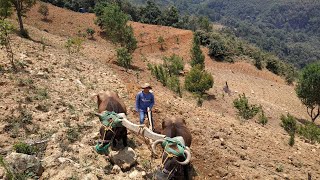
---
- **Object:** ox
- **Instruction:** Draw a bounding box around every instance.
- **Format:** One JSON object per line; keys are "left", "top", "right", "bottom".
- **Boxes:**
{"left": 93, "top": 91, "right": 128, "bottom": 153}
{"left": 152, "top": 117, "right": 192, "bottom": 180}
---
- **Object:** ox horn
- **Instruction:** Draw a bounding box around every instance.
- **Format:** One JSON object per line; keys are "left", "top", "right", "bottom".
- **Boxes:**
{"left": 177, "top": 147, "right": 191, "bottom": 165}
{"left": 94, "top": 112, "right": 103, "bottom": 118}
{"left": 152, "top": 139, "right": 165, "bottom": 155}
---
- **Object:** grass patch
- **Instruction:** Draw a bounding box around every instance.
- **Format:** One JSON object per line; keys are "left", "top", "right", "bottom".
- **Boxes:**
{"left": 67, "top": 128, "right": 80, "bottom": 143}
{"left": 13, "top": 142, "right": 37, "bottom": 155}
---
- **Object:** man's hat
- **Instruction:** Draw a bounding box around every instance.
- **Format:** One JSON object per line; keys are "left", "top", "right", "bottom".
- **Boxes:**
{"left": 141, "top": 83, "right": 152, "bottom": 89}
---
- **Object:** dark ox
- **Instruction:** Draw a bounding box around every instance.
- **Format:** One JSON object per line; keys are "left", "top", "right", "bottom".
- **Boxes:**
{"left": 94, "top": 91, "right": 128, "bottom": 148}
{"left": 152, "top": 117, "right": 192, "bottom": 180}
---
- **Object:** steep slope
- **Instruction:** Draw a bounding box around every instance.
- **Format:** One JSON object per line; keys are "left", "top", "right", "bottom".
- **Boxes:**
{"left": 0, "top": 2, "right": 319, "bottom": 179}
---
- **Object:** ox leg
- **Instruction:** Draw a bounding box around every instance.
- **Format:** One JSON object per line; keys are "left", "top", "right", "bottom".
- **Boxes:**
{"left": 123, "top": 129, "right": 128, "bottom": 147}
{"left": 184, "top": 164, "right": 190, "bottom": 180}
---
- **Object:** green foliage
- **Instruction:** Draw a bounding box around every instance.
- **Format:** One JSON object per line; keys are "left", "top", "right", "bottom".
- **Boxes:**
{"left": 116, "top": 47, "right": 132, "bottom": 70}
{"left": 0, "top": 155, "right": 15, "bottom": 179}
{"left": 148, "top": 63, "right": 168, "bottom": 86}
{"left": 198, "top": 16, "right": 211, "bottom": 32}
{"left": 86, "top": 28, "right": 95, "bottom": 39}
{"left": 233, "top": 93, "right": 261, "bottom": 120}
{"left": 139, "top": 1, "right": 162, "bottom": 25}
{"left": 281, "top": 114, "right": 297, "bottom": 135}
{"left": 67, "top": 128, "right": 80, "bottom": 143}
{"left": 34, "top": 88, "right": 49, "bottom": 100}
{"left": 38, "top": 3, "right": 49, "bottom": 20}
{"left": 65, "top": 37, "right": 84, "bottom": 55}
{"left": 190, "top": 35, "right": 205, "bottom": 69}
{"left": 258, "top": 110, "right": 268, "bottom": 126}
{"left": 0, "top": 19, "right": 15, "bottom": 69}
{"left": 185, "top": 65, "right": 213, "bottom": 95}
{"left": 96, "top": 3, "right": 137, "bottom": 52}
{"left": 163, "top": 54, "right": 184, "bottom": 76}
{"left": 167, "top": 75, "right": 182, "bottom": 97}
{"left": 0, "top": 0, "right": 13, "bottom": 19}
{"left": 13, "top": 142, "right": 37, "bottom": 155}
{"left": 157, "top": 36, "right": 165, "bottom": 50}
{"left": 296, "top": 62, "right": 320, "bottom": 122}
{"left": 297, "top": 122, "right": 320, "bottom": 143}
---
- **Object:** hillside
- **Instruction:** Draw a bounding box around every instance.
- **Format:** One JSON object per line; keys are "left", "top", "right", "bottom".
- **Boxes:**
{"left": 0, "top": 2, "right": 320, "bottom": 179}
{"left": 129, "top": 0, "right": 320, "bottom": 68}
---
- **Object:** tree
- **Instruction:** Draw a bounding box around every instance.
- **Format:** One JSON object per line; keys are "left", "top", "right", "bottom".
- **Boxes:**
{"left": 38, "top": 3, "right": 49, "bottom": 20}
{"left": 185, "top": 65, "right": 213, "bottom": 106}
{"left": 97, "top": 3, "right": 137, "bottom": 52}
{"left": 157, "top": 36, "right": 165, "bottom": 50}
{"left": 116, "top": 47, "right": 132, "bottom": 70}
{"left": 86, "top": 28, "right": 95, "bottom": 39}
{"left": 7, "top": 0, "right": 36, "bottom": 37}
{"left": 139, "top": 1, "right": 162, "bottom": 25}
{"left": 162, "top": 6, "right": 179, "bottom": 27}
{"left": 0, "top": 0, "right": 12, "bottom": 19}
{"left": 190, "top": 35, "right": 205, "bottom": 69}
{"left": 0, "top": 20, "right": 15, "bottom": 70}
{"left": 296, "top": 62, "right": 320, "bottom": 122}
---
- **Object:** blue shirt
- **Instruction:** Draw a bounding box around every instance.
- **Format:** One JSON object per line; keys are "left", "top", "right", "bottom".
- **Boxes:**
{"left": 136, "top": 91, "right": 154, "bottom": 112}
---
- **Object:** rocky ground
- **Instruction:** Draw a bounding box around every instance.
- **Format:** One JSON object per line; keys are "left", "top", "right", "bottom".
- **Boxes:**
{"left": 0, "top": 2, "right": 319, "bottom": 180}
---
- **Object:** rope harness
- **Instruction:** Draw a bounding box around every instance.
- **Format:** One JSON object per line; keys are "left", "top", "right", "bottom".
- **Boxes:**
{"left": 95, "top": 111, "right": 123, "bottom": 154}
{"left": 160, "top": 137, "right": 187, "bottom": 179}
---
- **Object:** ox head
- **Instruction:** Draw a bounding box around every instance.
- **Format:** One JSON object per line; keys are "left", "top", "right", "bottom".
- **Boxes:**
{"left": 152, "top": 137, "right": 191, "bottom": 180}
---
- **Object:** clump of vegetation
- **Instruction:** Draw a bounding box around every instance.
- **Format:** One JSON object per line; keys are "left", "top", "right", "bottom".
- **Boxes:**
{"left": 185, "top": 65, "right": 213, "bottom": 106}
{"left": 67, "top": 128, "right": 80, "bottom": 143}
{"left": 13, "top": 142, "right": 37, "bottom": 155}
{"left": 33, "top": 88, "right": 49, "bottom": 100}
{"left": 258, "top": 110, "right": 268, "bottom": 126}
{"left": 295, "top": 62, "right": 320, "bottom": 122}
{"left": 148, "top": 54, "right": 184, "bottom": 96}
{"left": 38, "top": 3, "right": 49, "bottom": 20}
{"left": 0, "top": 20, "right": 15, "bottom": 70}
{"left": 65, "top": 37, "right": 84, "bottom": 55}
{"left": 86, "top": 28, "right": 95, "bottom": 39}
{"left": 116, "top": 47, "right": 132, "bottom": 70}
{"left": 281, "top": 114, "right": 297, "bottom": 146}
{"left": 158, "top": 36, "right": 165, "bottom": 50}
{"left": 190, "top": 35, "right": 205, "bottom": 69}
{"left": 233, "top": 93, "right": 261, "bottom": 120}
{"left": 297, "top": 122, "right": 320, "bottom": 143}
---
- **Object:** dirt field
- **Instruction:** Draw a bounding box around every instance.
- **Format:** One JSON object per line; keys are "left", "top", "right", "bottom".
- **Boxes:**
{"left": 0, "top": 2, "right": 319, "bottom": 179}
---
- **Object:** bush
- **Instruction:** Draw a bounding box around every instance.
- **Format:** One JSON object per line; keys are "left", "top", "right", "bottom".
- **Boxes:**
{"left": 233, "top": 93, "right": 261, "bottom": 120}
{"left": 163, "top": 54, "right": 184, "bottom": 76}
{"left": 280, "top": 114, "right": 297, "bottom": 134}
{"left": 13, "top": 142, "right": 37, "bottom": 155}
{"left": 65, "top": 37, "right": 84, "bottom": 55}
{"left": 148, "top": 64, "right": 168, "bottom": 86}
{"left": 297, "top": 122, "right": 320, "bottom": 143}
{"left": 116, "top": 47, "right": 132, "bottom": 70}
{"left": 208, "top": 38, "right": 229, "bottom": 61}
{"left": 38, "top": 3, "right": 49, "bottom": 20}
{"left": 67, "top": 128, "right": 79, "bottom": 143}
{"left": 167, "top": 75, "right": 182, "bottom": 97}
{"left": 158, "top": 36, "right": 165, "bottom": 50}
{"left": 258, "top": 110, "right": 268, "bottom": 126}
{"left": 86, "top": 28, "right": 95, "bottom": 39}
{"left": 190, "top": 35, "right": 205, "bottom": 69}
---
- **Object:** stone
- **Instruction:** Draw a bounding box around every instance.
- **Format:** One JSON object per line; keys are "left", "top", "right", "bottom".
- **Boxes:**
{"left": 0, "top": 167, "right": 5, "bottom": 179}
{"left": 109, "top": 147, "right": 137, "bottom": 171}
{"left": 84, "top": 173, "right": 99, "bottom": 180}
{"left": 5, "top": 152, "right": 43, "bottom": 176}
{"left": 129, "top": 170, "right": 141, "bottom": 179}
{"left": 112, "top": 165, "right": 122, "bottom": 174}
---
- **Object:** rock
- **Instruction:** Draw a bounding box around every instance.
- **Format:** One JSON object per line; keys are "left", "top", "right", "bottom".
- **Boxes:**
{"left": 84, "top": 173, "right": 99, "bottom": 180}
{"left": 109, "top": 147, "right": 137, "bottom": 171}
{"left": 0, "top": 167, "right": 5, "bottom": 179}
{"left": 112, "top": 165, "right": 122, "bottom": 174}
{"left": 5, "top": 152, "right": 43, "bottom": 176}
{"left": 129, "top": 170, "right": 141, "bottom": 179}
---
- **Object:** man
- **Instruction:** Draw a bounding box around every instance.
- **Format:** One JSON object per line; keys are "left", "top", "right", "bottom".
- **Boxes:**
{"left": 136, "top": 83, "right": 155, "bottom": 129}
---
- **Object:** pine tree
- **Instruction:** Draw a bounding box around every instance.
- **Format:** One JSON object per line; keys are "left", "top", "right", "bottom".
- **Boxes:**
{"left": 190, "top": 34, "right": 205, "bottom": 69}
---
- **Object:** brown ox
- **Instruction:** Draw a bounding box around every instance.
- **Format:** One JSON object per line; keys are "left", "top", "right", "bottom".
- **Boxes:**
{"left": 152, "top": 117, "right": 192, "bottom": 180}
{"left": 94, "top": 91, "right": 128, "bottom": 148}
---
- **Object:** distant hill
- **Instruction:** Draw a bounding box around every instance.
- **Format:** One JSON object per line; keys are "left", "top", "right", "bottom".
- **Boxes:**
{"left": 130, "top": 0, "right": 320, "bottom": 68}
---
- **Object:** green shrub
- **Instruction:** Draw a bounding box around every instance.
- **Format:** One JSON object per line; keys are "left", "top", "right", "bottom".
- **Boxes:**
{"left": 297, "top": 122, "right": 320, "bottom": 143}
{"left": 65, "top": 37, "right": 84, "bottom": 55}
{"left": 281, "top": 114, "right": 297, "bottom": 134}
{"left": 116, "top": 47, "right": 132, "bottom": 70}
{"left": 167, "top": 75, "right": 182, "bottom": 97}
{"left": 158, "top": 36, "right": 165, "bottom": 50}
{"left": 258, "top": 110, "right": 268, "bottom": 126}
{"left": 67, "top": 128, "right": 79, "bottom": 143}
{"left": 163, "top": 54, "right": 184, "bottom": 76}
{"left": 233, "top": 93, "right": 261, "bottom": 120}
{"left": 13, "top": 142, "right": 37, "bottom": 155}
{"left": 86, "top": 28, "right": 95, "bottom": 39}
